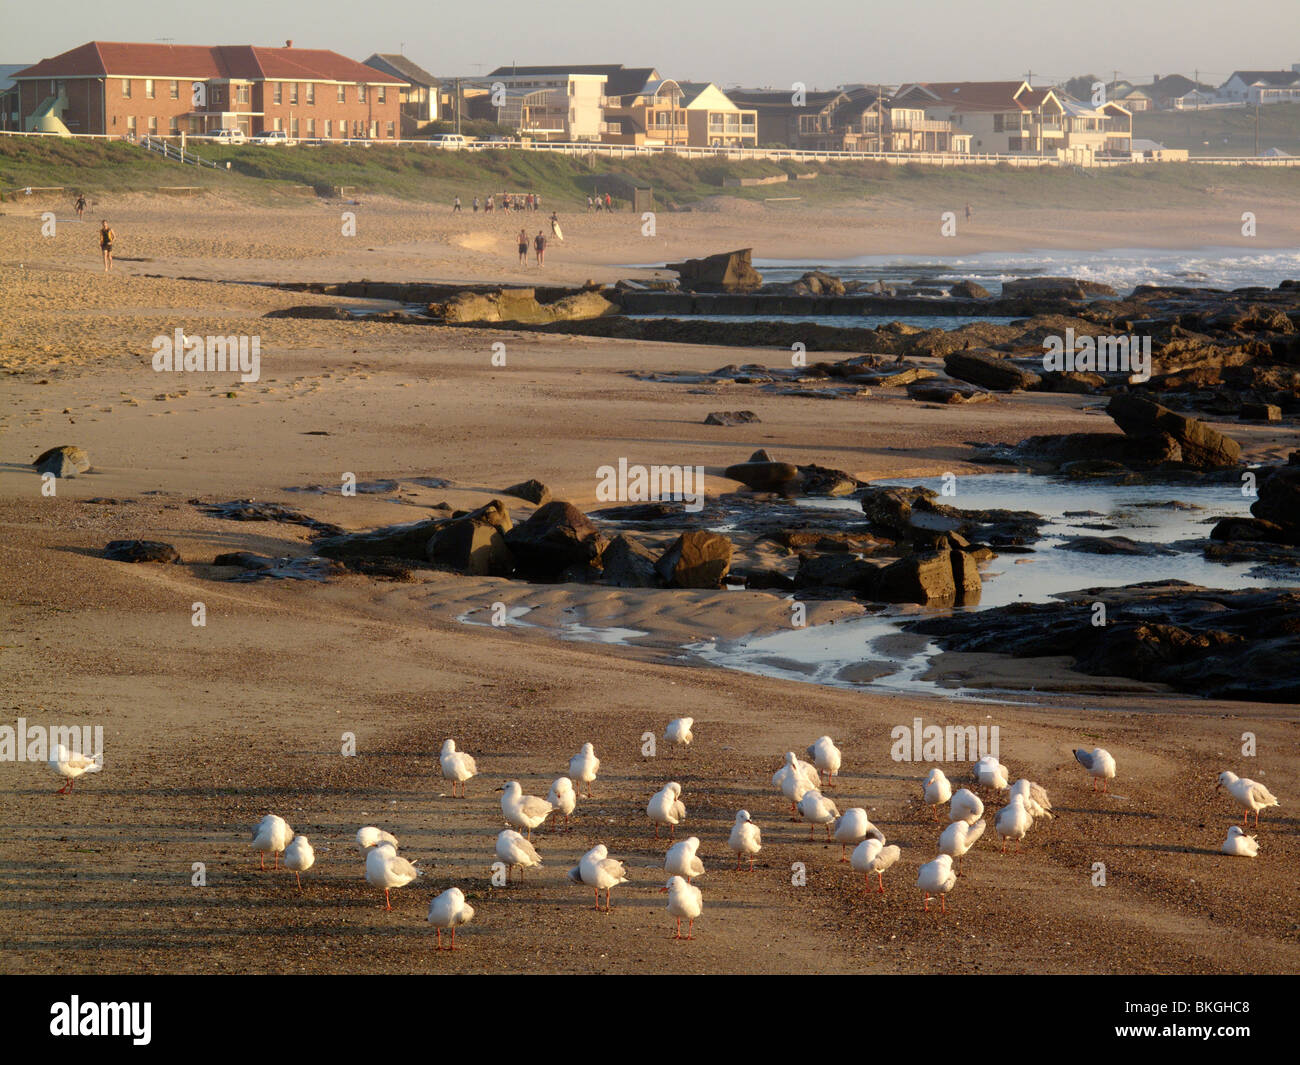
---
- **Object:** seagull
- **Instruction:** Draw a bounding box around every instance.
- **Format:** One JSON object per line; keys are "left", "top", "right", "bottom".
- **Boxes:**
{"left": 728, "top": 810, "right": 762, "bottom": 871}
{"left": 994, "top": 795, "right": 1033, "bottom": 853}
{"left": 949, "top": 788, "right": 984, "bottom": 826}
{"left": 497, "top": 781, "right": 553, "bottom": 839}
{"left": 922, "top": 768, "right": 953, "bottom": 821}
{"left": 851, "top": 837, "right": 900, "bottom": 894}
{"left": 973, "top": 754, "right": 1011, "bottom": 791}
{"left": 251, "top": 814, "right": 293, "bottom": 871}
{"left": 773, "top": 751, "right": 821, "bottom": 811}
{"left": 547, "top": 776, "right": 577, "bottom": 830}
{"left": 49, "top": 743, "right": 101, "bottom": 794}
{"left": 364, "top": 841, "right": 421, "bottom": 910}
{"left": 428, "top": 887, "right": 474, "bottom": 950}
{"left": 661, "top": 875, "right": 703, "bottom": 940}
{"left": 917, "top": 854, "right": 957, "bottom": 912}
{"left": 831, "top": 808, "right": 883, "bottom": 861}
{"left": 1009, "top": 778, "right": 1053, "bottom": 820}
{"left": 1216, "top": 771, "right": 1280, "bottom": 828}
{"left": 568, "top": 743, "right": 600, "bottom": 798}
{"left": 356, "top": 826, "right": 399, "bottom": 856}
{"left": 283, "top": 835, "right": 315, "bottom": 892}
{"left": 1221, "top": 825, "right": 1260, "bottom": 857}
{"left": 664, "top": 717, "right": 694, "bottom": 748}
{"left": 568, "top": 844, "right": 629, "bottom": 911}
{"left": 665, "top": 835, "right": 705, "bottom": 882}
{"left": 439, "top": 739, "right": 477, "bottom": 798}
{"left": 495, "top": 829, "right": 542, "bottom": 884}
{"left": 797, "top": 789, "right": 840, "bottom": 840}
{"left": 647, "top": 782, "right": 686, "bottom": 839}
{"left": 938, "top": 818, "right": 985, "bottom": 873}
{"left": 1073, "top": 747, "right": 1116, "bottom": 792}
{"left": 806, "top": 736, "right": 842, "bottom": 789}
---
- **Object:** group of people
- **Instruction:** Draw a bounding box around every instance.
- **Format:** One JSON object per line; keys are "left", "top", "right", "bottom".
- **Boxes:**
{"left": 517, "top": 209, "right": 564, "bottom": 266}
{"left": 457, "top": 192, "right": 544, "bottom": 214}
{"left": 586, "top": 193, "right": 617, "bottom": 212}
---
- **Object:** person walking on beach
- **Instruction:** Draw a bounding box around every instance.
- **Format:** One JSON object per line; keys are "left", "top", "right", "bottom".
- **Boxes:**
{"left": 74, "top": 194, "right": 86, "bottom": 220}
{"left": 549, "top": 211, "right": 564, "bottom": 242}
{"left": 605, "top": 191, "right": 612, "bottom": 212}
{"left": 517, "top": 227, "right": 529, "bottom": 266}
{"left": 473, "top": 196, "right": 480, "bottom": 213}
{"left": 587, "top": 195, "right": 593, "bottom": 212}
{"left": 965, "top": 202, "right": 972, "bottom": 222}
{"left": 453, "top": 196, "right": 462, "bottom": 212}
{"left": 534, "top": 230, "right": 546, "bottom": 266}
{"left": 99, "top": 219, "right": 115, "bottom": 272}
{"left": 486, "top": 195, "right": 494, "bottom": 214}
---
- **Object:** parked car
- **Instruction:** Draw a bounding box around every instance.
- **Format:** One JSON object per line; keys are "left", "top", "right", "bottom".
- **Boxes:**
{"left": 251, "top": 130, "right": 294, "bottom": 147}
{"left": 211, "top": 128, "right": 246, "bottom": 145}
{"left": 431, "top": 133, "right": 468, "bottom": 149}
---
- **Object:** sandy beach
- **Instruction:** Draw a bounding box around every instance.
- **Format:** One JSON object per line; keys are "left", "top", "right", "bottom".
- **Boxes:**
{"left": 2, "top": 193, "right": 1297, "bottom": 975}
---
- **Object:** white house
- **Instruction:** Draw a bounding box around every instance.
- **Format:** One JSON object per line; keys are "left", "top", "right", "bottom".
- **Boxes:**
{"left": 1219, "top": 69, "right": 1300, "bottom": 105}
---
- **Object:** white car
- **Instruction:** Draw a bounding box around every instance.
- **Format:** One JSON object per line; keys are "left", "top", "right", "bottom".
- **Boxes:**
{"left": 431, "top": 133, "right": 468, "bottom": 149}
{"left": 251, "top": 130, "right": 293, "bottom": 146}
{"left": 211, "top": 128, "right": 246, "bottom": 145}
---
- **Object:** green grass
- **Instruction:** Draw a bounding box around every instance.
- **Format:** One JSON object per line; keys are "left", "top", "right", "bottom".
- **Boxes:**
{"left": 2, "top": 135, "right": 1297, "bottom": 213}
{"left": 1136, "top": 102, "right": 1300, "bottom": 156}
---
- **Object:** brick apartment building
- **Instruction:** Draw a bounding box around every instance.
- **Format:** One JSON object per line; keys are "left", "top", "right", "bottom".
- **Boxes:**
{"left": 13, "top": 41, "right": 403, "bottom": 140}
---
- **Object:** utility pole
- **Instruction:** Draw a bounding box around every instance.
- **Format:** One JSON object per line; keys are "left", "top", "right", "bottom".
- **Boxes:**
{"left": 877, "top": 83, "right": 883, "bottom": 153}
{"left": 455, "top": 77, "right": 462, "bottom": 135}
{"left": 1255, "top": 101, "right": 1260, "bottom": 156}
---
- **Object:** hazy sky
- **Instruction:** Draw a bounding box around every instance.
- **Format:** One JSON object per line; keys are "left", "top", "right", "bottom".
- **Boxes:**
{"left": 9, "top": 0, "right": 1298, "bottom": 88}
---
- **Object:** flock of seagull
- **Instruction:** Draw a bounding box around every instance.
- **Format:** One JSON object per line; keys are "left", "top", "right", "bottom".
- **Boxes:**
{"left": 230, "top": 719, "right": 1284, "bottom": 949}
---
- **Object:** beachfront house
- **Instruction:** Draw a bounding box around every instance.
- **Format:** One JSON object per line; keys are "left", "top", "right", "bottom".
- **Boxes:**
{"left": 485, "top": 64, "right": 628, "bottom": 141}
{"left": 0, "top": 64, "right": 26, "bottom": 131}
{"left": 363, "top": 53, "right": 439, "bottom": 134}
{"left": 681, "top": 83, "right": 757, "bottom": 148}
{"left": 601, "top": 76, "right": 757, "bottom": 148}
{"left": 726, "top": 88, "right": 856, "bottom": 149}
{"left": 1219, "top": 68, "right": 1300, "bottom": 105}
{"left": 11, "top": 41, "right": 403, "bottom": 140}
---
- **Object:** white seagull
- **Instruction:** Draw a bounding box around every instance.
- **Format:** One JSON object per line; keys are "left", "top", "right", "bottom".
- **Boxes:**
{"left": 568, "top": 743, "right": 600, "bottom": 798}
{"left": 938, "top": 818, "right": 985, "bottom": 873}
{"left": 356, "top": 826, "right": 399, "bottom": 856}
{"left": 568, "top": 844, "right": 629, "bottom": 911}
{"left": 251, "top": 814, "right": 293, "bottom": 871}
{"left": 1009, "top": 778, "right": 1054, "bottom": 820}
{"left": 917, "top": 854, "right": 957, "bottom": 912}
{"left": 664, "top": 717, "right": 694, "bottom": 748}
{"left": 797, "top": 789, "right": 840, "bottom": 840}
{"left": 1216, "top": 771, "right": 1280, "bottom": 828}
{"left": 806, "top": 736, "right": 842, "bottom": 789}
{"left": 49, "top": 744, "right": 101, "bottom": 795}
{"left": 283, "top": 835, "right": 315, "bottom": 892}
{"left": 973, "top": 755, "right": 1011, "bottom": 791}
{"left": 665, "top": 835, "right": 705, "bottom": 883}
{"left": 428, "top": 887, "right": 474, "bottom": 950}
{"left": 1073, "top": 747, "right": 1117, "bottom": 793}
{"left": 922, "top": 768, "right": 953, "bottom": 821}
{"left": 497, "top": 781, "right": 553, "bottom": 839}
{"left": 661, "top": 875, "right": 703, "bottom": 940}
{"left": 831, "top": 808, "right": 883, "bottom": 861}
{"left": 547, "top": 776, "right": 577, "bottom": 830}
{"left": 495, "top": 829, "right": 542, "bottom": 884}
{"left": 994, "top": 795, "right": 1033, "bottom": 853}
{"left": 728, "top": 810, "right": 762, "bottom": 872}
{"left": 364, "top": 841, "right": 421, "bottom": 910}
{"left": 773, "top": 751, "right": 821, "bottom": 810}
{"left": 949, "top": 788, "right": 984, "bottom": 826}
{"left": 1221, "top": 825, "right": 1260, "bottom": 857}
{"left": 647, "top": 782, "right": 686, "bottom": 839}
{"left": 852, "top": 838, "right": 901, "bottom": 894}
{"left": 439, "top": 739, "right": 477, "bottom": 798}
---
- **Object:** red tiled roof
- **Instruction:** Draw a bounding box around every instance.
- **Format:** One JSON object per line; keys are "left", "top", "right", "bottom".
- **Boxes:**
{"left": 910, "top": 81, "right": 1031, "bottom": 111}
{"left": 15, "top": 41, "right": 402, "bottom": 83}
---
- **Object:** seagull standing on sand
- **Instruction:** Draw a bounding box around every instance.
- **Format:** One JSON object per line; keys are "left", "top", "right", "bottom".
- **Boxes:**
{"left": 647, "top": 782, "right": 686, "bottom": 839}
{"left": 806, "top": 736, "right": 842, "bottom": 789}
{"left": 1073, "top": 747, "right": 1116, "bottom": 792}
{"left": 773, "top": 751, "right": 821, "bottom": 810}
{"left": 852, "top": 838, "right": 901, "bottom": 894}
{"left": 283, "top": 835, "right": 315, "bottom": 892}
{"left": 664, "top": 717, "right": 694, "bottom": 748}
{"left": 439, "top": 739, "right": 477, "bottom": 798}
{"left": 364, "top": 841, "right": 421, "bottom": 910}
{"left": 661, "top": 876, "right": 703, "bottom": 940}
{"left": 568, "top": 743, "right": 600, "bottom": 798}
{"left": 356, "top": 826, "right": 399, "bottom": 857}
{"left": 497, "top": 781, "right": 553, "bottom": 839}
{"left": 797, "top": 789, "right": 840, "bottom": 840}
{"left": 831, "top": 808, "right": 883, "bottom": 861}
{"left": 665, "top": 836, "right": 705, "bottom": 883}
{"left": 917, "top": 854, "right": 957, "bottom": 912}
{"left": 922, "top": 768, "right": 953, "bottom": 821}
{"left": 949, "top": 788, "right": 984, "bottom": 826}
{"left": 495, "top": 828, "right": 543, "bottom": 883}
{"left": 547, "top": 776, "right": 577, "bottom": 830}
{"left": 728, "top": 810, "right": 762, "bottom": 871}
{"left": 1216, "top": 772, "right": 1280, "bottom": 828}
{"left": 1009, "top": 778, "right": 1053, "bottom": 820}
{"left": 428, "top": 887, "right": 474, "bottom": 950}
{"left": 938, "top": 818, "right": 985, "bottom": 873}
{"left": 49, "top": 744, "right": 101, "bottom": 794}
{"left": 1221, "top": 825, "right": 1260, "bottom": 857}
{"left": 251, "top": 814, "right": 293, "bottom": 870}
{"left": 568, "top": 844, "right": 629, "bottom": 911}
{"left": 994, "top": 795, "right": 1033, "bottom": 853}
{"left": 973, "top": 755, "right": 1011, "bottom": 791}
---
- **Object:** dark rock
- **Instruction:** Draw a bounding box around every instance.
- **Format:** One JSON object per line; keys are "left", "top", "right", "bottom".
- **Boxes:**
{"left": 504, "top": 479, "right": 552, "bottom": 505}
{"left": 949, "top": 280, "right": 992, "bottom": 299}
{"left": 874, "top": 549, "right": 967, "bottom": 605}
{"left": 317, "top": 499, "right": 510, "bottom": 561}
{"left": 665, "top": 249, "right": 763, "bottom": 292}
{"left": 1001, "top": 277, "right": 1118, "bottom": 299}
{"left": 264, "top": 305, "right": 353, "bottom": 320}
{"left": 1059, "top": 535, "right": 1177, "bottom": 557}
{"left": 944, "top": 350, "right": 1042, "bottom": 392}
{"left": 1251, "top": 466, "right": 1300, "bottom": 539}
{"left": 906, "top": 379, "right": 994, "bottom": 404}
{"left": 794, "top": 553, "right": 883, "bottom": 593}
{"left": 34, "top": 445, "right": 90, "bottom": 477}
{"left": 601, "top": 534, "right": 661, "bottom": 587}
{"left": 1239, "top": 402, "right": 1281, "bottom": 422}
{"left": 704, "top": 410, "right": 761, "bottom": 426}
{"left": 1210, "top": 517, "right": 1291, "bottom": 544}
{"left": 655, "top": 530, "right": 733, "bottom": 588}
{"left": 213, "top": 551, "right": 276, "bottom": 569}
{"left": 104, "top": 540, "right": 179, "bottom": 564}
{"left": 797, "top": 464, "right": 858, "bottom": 497}
{"left": 428, "top": 518, "right": 514, "bottom": 576}
{"left": 724, "top": 460, "right": 801, "bottom": 494}
{"left": 1037, "top": 370, "right": 1105, "bottom": 394}
{"left": 1106, "top": 394, "right": 1241, "bottom": 469}
{"left": 504, "top": 501, "right": 607, "bottom": 577}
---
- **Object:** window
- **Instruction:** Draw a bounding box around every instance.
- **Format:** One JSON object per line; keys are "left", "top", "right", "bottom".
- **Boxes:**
{"left": 324, "top": 119, "right": 331, "bottom": 137}
{"left": 145, "top": 79, "right": 155, "bottom": 99}
{"left": 377, "top": 86, "right": 386, "bottom": 104}
{"left": 369, "top": 120, "right": 377, "bottom": 137}
{"left": 148, "top": 115, "right": 158, "bottom": 134}
{"left": 169, "top": 116, "right": 179, "bottom": 134}
{"left": 357, "top": 84, "right": 366, "bottom": 103}
{"left": 236, "top": 85, "right": 249, "bottom": 105}
{"left": 273, "top": 116, "right": 282, "bottom": 131}
{"left": 122, "top": 79, "right": 132, "bottom": 98}
{"left": 304, "top": 118, "right": 313, "bottom": 137}
{"left": 213, "top": 86, "right": 224, "bottom": 104}
{"left": 337, "top": 84, "right": 346, "bottom": 103}
{"left": 290, "top": 82, "right": 299, "bottom": 104}
{"left": 306, "top": 83, "right": 314, "bottom": 103}
{"left": 126, "top": 114, "right": 136, "bottom": 133}
{"left": 170, "top": 80, "right": 179, "bottom": 99}
{"left": 386, "top": 120, "right": 395, "bottom": 138}
{"left": 274, "top": 82, "right": 282, "bottom": 104}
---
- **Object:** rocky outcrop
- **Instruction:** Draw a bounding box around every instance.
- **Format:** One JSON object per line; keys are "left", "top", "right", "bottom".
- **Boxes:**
{"left": 503, "top": 479, "right": 552, "bottom": 505}
{"left": 906, "top": 380, "right": 994, "bottom": 404}
{"left": 1000, "top": 277, "right": 1118, "bottom": 299}
{"left": 504, "top": 501, "right": 607, "bottom": 578}
{"left": 34, "top": 445, "right": 90, "bottom": 477}
{"left": 431, "top": 287, "right": 618, "bottom": 324}
{"left": 1105, "top": 394, "right": 1241, "bottom": 469}
{"left": 601, "top": 534, "right": 661, "bottom": 587}
{"left": 704, "top": 410, "right": 760, "bottom": 426}
{"left": 104, "top": 540, "right": 180, "bottom": 564}
{"left": 655, "top": 530, "right": 733, "bottom": 588}
{"left": 943, "top": 350, "right": 1042, "bottom": 392}
{"left": 949, "top": 280, "right": 992, "bottom": 299}
{"left": 724, "top": 455, "right": 801, "bottom": 495}
{"left": 665, "top": 249, "right": 763, "bottom": 292}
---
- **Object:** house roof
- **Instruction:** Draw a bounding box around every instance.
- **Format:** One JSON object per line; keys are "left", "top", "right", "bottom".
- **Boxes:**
{"left": 902, "top": 81, "right": 1030, "bottom": 111}
{"left": 15, "top": 41, "right": 402, "bottom": 83}
{"left": 1227, "top": 70, "right": 1300, "bottom": 87}
{"left": 364, "top": 53, "right": 438, "bottom": 87}
{"left": 486, "top": 64, "right": 657, "bottom": 96}
{"left": 728, "top": 89, "right": 845, "bottom": 114}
